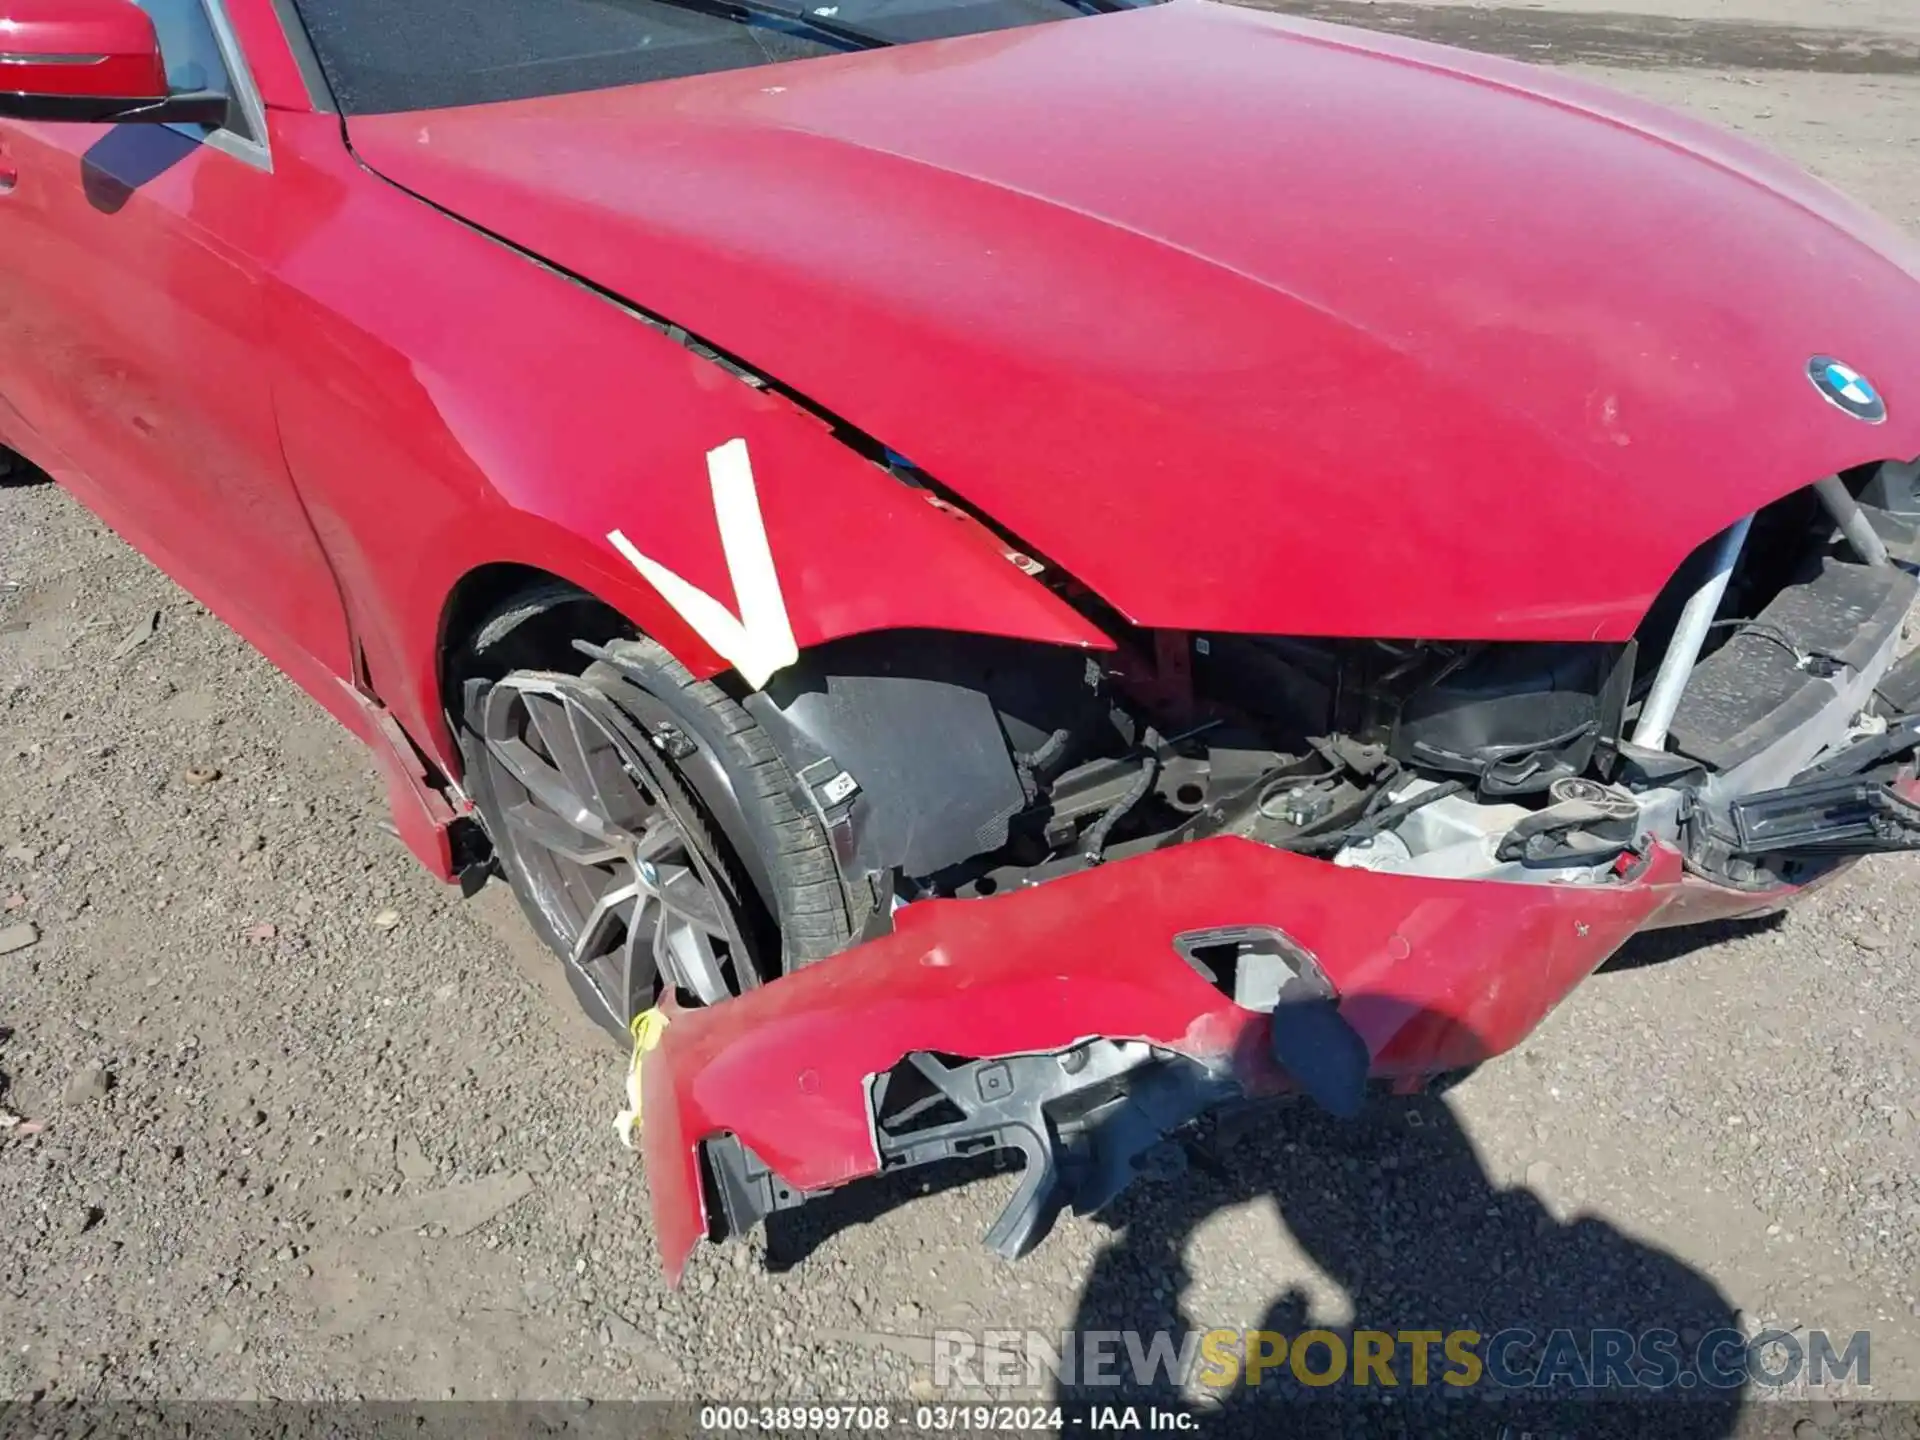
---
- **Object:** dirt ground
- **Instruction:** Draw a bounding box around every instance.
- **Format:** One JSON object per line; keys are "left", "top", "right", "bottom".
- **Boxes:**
{"left": 3, "top": 0, "right": 1919, "bottom": 1428}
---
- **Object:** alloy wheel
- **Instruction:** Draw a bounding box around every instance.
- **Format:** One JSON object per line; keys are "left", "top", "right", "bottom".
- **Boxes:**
{"left": 474, "top": 671, "right": 759, "bottom": 1029}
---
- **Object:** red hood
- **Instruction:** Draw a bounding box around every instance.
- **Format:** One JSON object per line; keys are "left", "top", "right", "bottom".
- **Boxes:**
{"left": 348, "top": 1, "right": 1920, "bottom": 642}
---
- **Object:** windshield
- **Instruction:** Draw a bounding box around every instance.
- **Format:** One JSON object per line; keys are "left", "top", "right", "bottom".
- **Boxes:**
{"left": 290, "top": 0, "right": 1146, "bottom": 116}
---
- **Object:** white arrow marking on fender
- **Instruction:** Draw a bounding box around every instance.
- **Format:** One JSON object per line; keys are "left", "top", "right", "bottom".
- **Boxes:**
{"left": 606, "top": 438, "right": 799, "bottom": 690}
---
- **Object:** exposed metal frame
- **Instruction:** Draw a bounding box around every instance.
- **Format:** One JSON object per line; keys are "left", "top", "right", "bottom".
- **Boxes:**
{"left": 1813, "top": 473, "right": 1892, "bottom": 568}
{"left": 1630, "top": 513, "right": 1754, "bottom": 751}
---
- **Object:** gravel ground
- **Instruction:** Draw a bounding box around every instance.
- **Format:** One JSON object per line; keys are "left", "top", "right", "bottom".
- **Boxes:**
{"left": 4, "top": 1, "right": 1920, "bottom": 1429}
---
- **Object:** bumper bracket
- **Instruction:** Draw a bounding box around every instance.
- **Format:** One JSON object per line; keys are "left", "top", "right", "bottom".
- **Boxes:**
{"left": 868, "top": 1043, "right": 1236, "bottom": 1259}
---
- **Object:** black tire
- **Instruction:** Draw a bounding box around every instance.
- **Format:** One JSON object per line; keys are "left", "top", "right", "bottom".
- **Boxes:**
{"left": 451, "top": 587, "right": 851, "bottom": 1031}
{"left": 582, "top": 635, "right": 853, "bottom": 968}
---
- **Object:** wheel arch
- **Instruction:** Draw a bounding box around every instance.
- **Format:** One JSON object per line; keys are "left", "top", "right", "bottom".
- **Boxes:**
{"left": 436, "top": 562, "right": 630, "bottom": 732}
{"left": 386, "top": 531, "right": 734, "bottom": 787}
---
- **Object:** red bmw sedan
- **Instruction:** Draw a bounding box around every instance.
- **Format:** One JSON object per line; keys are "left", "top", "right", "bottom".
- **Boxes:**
{"left": 4, "top": 0, "right": 1920, "bottom": 1279}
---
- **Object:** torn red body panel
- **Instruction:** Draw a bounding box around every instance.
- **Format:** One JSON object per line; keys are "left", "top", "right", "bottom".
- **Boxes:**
{"left": 641, "top": 834, "right": 1723, "bottom": 1282}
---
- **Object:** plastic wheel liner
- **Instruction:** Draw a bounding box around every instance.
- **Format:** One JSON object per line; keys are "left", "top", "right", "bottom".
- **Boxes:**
{"left": 632, "top": 831, "right": 1791, "bottom": 1282}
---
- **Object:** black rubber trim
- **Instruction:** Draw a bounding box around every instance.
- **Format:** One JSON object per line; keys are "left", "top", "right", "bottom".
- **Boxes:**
{"left": 0, "top": 90, "right": 228, "bottom": 125}
{"left": 266, "top": 0, "right": 339, "bottom": 113}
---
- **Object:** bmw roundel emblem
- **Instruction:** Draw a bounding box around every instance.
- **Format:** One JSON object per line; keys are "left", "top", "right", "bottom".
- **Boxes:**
{"left": 1807, "top": 356, "right": 1886, "bottom": 423}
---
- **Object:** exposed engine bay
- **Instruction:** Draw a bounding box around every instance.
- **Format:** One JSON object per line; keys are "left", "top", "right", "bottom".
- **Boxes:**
{"left": 743, "top": 459, "right": 1920, "bottom": 929}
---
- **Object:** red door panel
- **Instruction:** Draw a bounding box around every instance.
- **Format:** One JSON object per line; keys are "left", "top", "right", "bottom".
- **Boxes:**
{"left": 0, "top": 115, "right": 353, "bottom": 693}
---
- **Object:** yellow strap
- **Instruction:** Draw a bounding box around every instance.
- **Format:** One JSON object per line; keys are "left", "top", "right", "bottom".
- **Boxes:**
{"left": 613, "top": 1006, "right": 672, "bottom": 1149}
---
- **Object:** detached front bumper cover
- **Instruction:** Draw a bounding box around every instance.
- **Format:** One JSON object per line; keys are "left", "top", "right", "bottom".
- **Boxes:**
{"left": 636, "top": 834, "right": 1777, "bottom": 1281}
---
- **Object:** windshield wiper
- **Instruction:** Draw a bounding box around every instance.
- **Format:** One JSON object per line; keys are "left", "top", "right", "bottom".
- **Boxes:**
{"left": 639, "top": 0, "right": 894, "bottom": 50}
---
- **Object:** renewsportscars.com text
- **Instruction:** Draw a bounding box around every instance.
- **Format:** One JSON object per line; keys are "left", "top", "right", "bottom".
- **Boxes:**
{"left": 933, "top": 1326, "right": 1870, "bottom": 1393}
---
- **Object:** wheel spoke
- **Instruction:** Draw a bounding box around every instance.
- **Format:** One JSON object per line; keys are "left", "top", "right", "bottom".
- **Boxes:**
{"left": 569, "top": 875, "right": 642, "bottom": 970}
{"left": 486, "top": 733, "right": 606, "bottom": 840}
{"left": 633, "top": 816, "right": 684, "bottom": 864}
{"left": 654, "top": 863, "right": 730, "bottom": 938}
{"left": 616, "top": 897, "right": 656, "bottom": 1020}
{"left": 503, "top": 801, "right": 626, "bottom": 867}
{"left": 532, "top": 690, "right": 667, "bottom": 838}
{"left": 662, "top": 916, "right": 730, "bottom": 1006}
{"left": 524, "top": 692, "right": 607, "bottom": 816}
{"left": 648, "top": 893, "right": 675, "bottom": 991}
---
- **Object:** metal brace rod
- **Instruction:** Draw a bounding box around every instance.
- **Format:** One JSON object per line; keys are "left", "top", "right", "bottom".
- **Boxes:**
{"left": 1814, "top": 473, "right": 1892, "bottom": 568}
{"left": 1632, "top": 514, "right": 1754, "bottom": 751}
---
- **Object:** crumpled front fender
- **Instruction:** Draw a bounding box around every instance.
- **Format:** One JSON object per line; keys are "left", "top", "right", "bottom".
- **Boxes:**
{"left": 642, "top": 835, "right": 1692, "bottom": 1282}
{"left": 263, "top": 111, "right": 1111, "bottom": 781}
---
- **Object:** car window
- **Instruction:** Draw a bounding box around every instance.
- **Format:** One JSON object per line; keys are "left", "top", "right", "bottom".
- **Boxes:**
{"left": 130, "top": 0, "right": 251, "bottom": 142}
{"left": 290, "top": 0, "right": 1157, "bottom": 117}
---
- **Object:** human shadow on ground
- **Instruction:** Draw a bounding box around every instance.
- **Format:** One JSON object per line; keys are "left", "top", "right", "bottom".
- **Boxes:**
{"left": 1058, "top": 1091, "right": 1745, "bottom": 1438}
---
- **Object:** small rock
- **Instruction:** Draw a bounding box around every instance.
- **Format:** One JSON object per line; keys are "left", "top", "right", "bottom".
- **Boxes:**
{"left": 183, "top": 766, "right": 222, "bottom": 786}
{"left": 63, "top": 1062, "right": 110, "bottom": 1106}
{"left": 371, "top": 909, "right": 402, "bottom": 931}
{"left": 242, "top": 922, "right": 277, "bottom": 944}
{"left": 2, "top": 893, "right": 24, "bottom": 911}
{"left": 0, "top": 921, "right": 38, "bottom": 956}
{"left": 395, "top": 1134, "right": 436, "bottom": 1182}
{"left": 109, "top": 611, "right": 160, "bottom": 661}
{"left": 1524, "top": 1160, "right": 1557, "bottom": 1191}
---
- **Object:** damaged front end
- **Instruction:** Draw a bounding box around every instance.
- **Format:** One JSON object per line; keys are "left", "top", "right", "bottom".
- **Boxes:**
{"left": 642, "top": 837, "right": 1681, "bottom": 1280}
{"left": 643, "top": 457, "right": 1920, "bottom": 1281}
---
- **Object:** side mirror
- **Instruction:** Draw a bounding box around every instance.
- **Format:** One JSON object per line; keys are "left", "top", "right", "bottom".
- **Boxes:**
{"left": 0, "top": 0, "right": 227, "bottom": 125}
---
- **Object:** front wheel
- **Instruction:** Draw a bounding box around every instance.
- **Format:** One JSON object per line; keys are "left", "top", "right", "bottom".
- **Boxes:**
{"left": 458, "top": 624, "right": 850, "bottom": 1039}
